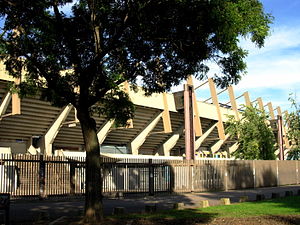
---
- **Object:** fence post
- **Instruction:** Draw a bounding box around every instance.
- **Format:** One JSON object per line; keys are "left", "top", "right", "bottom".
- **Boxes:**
{"left": 0, "top": 193, "right": 10, "bottom": 225}
{"left": 224, "top": 161, "right": 228, "bottom": 191}
{"left": 276, "top": 160, "right": 279, "bottom": 187}
{"left": 253, "top": 160, "right": 256, "bottom": 188}
{"left": 149, "top": 159, "right": 154, "bottom": 196}
{"left": 169, "top": 164, "right": 174, "bottom": 193}
{"left": 39, "top": 155, "right": 46, "bottom": 200}
{"left": 296, "top": 161, "right": 299, "bottom": 184}
{"left": 190, "top": 160, "right": 194, "bottom": 192}
{"left": 70, "top": 162, "right": 76, "bottom": 195}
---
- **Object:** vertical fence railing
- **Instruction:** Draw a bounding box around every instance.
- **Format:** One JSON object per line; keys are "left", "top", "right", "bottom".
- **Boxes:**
{"left": 0, "top": 154, "right": 300, "bottom": 198}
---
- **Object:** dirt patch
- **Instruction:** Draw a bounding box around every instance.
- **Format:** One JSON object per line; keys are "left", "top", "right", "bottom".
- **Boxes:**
{"left": 207, "top": 215, "right": 300, "bottom": 225}
{"left": 63, "top": 215, "right": 300, "bottom": 225}
{"left": 15, "top": 215, "right": 300, "bottom": 225}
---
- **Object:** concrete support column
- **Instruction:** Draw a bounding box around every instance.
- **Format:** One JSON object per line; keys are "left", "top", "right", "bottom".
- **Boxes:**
{"left": 162, "top": 92, "right": 172, "bottom": 133}
{"left": 243, "top": 92, "right": 251, "bottom": 107}
{"left": 256, "top": 97, "right": 264, "bottom": 111}
{"left": 208, "top": 78, "right": 225, "bottom": 140}
{"left": 211, "top": 134, "right": 230, "bottom": 153}
{"left": 184, "top": 84, "right": 194, "bottom": 160}
{"left": 277, "top": 115, "right": 284, "bottom": 160}
{"left": 0, "top": 92, "right": 12, "bottom": 116}
{"left": 267, "top": 102, "right": 275, "bottom": 120}
{"left": 229, "top": 142, "right": 239, "bottom": 154}
{"left": 97, "top": 120, "right": 115, "bottom": 145}
{"left": 157, "top": 125, "right": 184, "bottom": 156}
{"left": 43, "top": 104, "right": 73, "bottom": 155}
{"left": 227, "top": 86, "right": 239, "bottom": 120}
{"left": 194, "top": 123, "right": 217, "bottom": 150}
{"left": 12, "top": 78, "right": 21, "bottom": 115}
{"left": 129, "top": 112, "right": 162, "bottom": 155}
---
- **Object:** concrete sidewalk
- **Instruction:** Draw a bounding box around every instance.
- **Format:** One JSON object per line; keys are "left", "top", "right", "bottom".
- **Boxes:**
{"left": 2, "top": 184, "right": 300, "bottom": 224}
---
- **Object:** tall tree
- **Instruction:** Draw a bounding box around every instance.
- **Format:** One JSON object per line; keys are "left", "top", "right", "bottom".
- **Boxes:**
{"left": 226, "top": 106, "right": 276, "bottom": 160}
{"left": 0, "top": 0, "right": 272, "bottom": 222}
{"left": 286, "top": 95, "right": 300, "bottom": 160}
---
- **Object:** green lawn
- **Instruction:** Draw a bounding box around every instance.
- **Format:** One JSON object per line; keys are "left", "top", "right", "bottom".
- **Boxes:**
{"left": 200, "top": 196, "right": 300, "bottom": 217}
{"left": 115, "top": 196, "right": 300, "bottom": 220}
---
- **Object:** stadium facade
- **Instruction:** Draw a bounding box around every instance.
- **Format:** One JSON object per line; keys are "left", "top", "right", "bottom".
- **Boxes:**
{"left": 0, "top": 64, "right": 289, "bottom": 159}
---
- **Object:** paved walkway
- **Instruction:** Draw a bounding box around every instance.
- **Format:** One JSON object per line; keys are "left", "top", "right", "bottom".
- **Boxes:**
{"left": 1, "top": 184, "right": 300, "bottom": 224}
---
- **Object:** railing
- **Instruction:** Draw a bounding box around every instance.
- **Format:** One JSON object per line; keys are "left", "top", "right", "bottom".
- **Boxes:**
{"left": 0, "top": 154, "right": 299, "bottom": 199}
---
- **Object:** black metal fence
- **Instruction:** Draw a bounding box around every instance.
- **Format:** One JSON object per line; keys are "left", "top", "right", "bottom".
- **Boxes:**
{"left": 0, "top": 154, "right": 174, "bottom": 198}
{"left": 0, "top": 154, "right": 299, "bottom": 199}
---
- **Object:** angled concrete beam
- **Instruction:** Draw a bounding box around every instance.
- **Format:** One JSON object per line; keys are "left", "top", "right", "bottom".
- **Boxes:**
{"left": 123, "top": 81, "right": 133, "bottom": 128}
{"left": 11, "top": 92, "right": 21, "bottom": 115}
{"left": 283, "top": 110, "right": 291, "bottom": 148}
{"left": 97, "top": 120, "right": 115, "bottom": 144}
{"left": 277, "top": 114, "right": 285, "bottom": 160}
{"left": 243, "top": 91, "right": 251, "bottom": 107}
{"left": 228, "top": 142, "right": 239, "bottom": 154}
{"left": 194, "top": 123, "right": 218, "bottom": 150}
{"left": 228, "top": 86, "right": 239, "bottom": 120}
{"left": 256, "top": 97, "right": 264, "bottom": 111}
{"left": 156, "top": 125, "right": 184, "bottom": 156}
{"left": 129, "top": 112, "right": 162, "bottom": 155}
{"left": 267, "top": 102, "right": 275, "bottom": 120}
{"left": 186, "top": 76, "right": 202, "bottom": 136}
{"left": 1, "top": 78, "right": 21, "bottom": 118}
{"left": 276, "top": 107, "right": 282, "bottom": 116}
{"left": 277, "top": 147, "right": 292, "bottom": 159}
{"left": 74, "top": 107, "right": 79, "bottom": 123}
{"left": 162, "top": 92, "right": 172, "bottom": 133}
{"left": 12, "top": 78, "right": 21, "bottom": 115}
{"left": 208, "top": 78, "right": 225, "bottom": 140}
{"left": 0, "top": 92, "right": 12, "bottom": 116}
{"left": 192, "top": 91, "right": 202, "bottom": 137}
{"left": 211, "top": 134, "right": 230, "bottom": 153}
{"left": 44, "top": 104, "right": 73, "bottom": 155}
{"left": 284, "top": 148, "right": 291, "bottom": 158}
{"left": 187, "top": 75, "right": 193, "bottom": 85}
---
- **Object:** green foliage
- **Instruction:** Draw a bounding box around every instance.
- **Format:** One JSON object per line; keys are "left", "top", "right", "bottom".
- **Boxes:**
{"left": 0, "top": 0, "right": 272, "bottom": 122}
{"left": 286, "top": 94, "right": 300, "bottom": 160}
{"left": 226, "top": 106, "right": 276, "bottom": 160}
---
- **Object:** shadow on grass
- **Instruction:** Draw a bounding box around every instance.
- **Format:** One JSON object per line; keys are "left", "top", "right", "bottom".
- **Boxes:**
{"left": 111, "top": 208, "right": 218, "bottom": 225}
{"left": 109, "top": 196, "right": 300, "bottom": 225}
{"left": 263, "top": 196, "right": 300, "bottom": 215}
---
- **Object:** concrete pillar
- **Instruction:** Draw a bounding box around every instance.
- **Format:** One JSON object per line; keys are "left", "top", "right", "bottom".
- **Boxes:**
{"left": 129, "top": 112, "right": 162, "bottom": 155}
{"left": 184, "top": 84, "right": 194, "bottom": 160}
{"left": 97, "top": 120, "right": 115, "bottom": 145}
{"left": 43, "top": 104, "right": 73, "bottom": 155}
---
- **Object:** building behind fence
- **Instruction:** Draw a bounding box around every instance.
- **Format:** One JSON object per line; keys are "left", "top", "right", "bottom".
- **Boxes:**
{"left": 0, "top": 154, "right": 299, "bottom": 199}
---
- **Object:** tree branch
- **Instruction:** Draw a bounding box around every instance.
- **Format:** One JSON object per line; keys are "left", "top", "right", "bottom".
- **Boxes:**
{"left": 3, "top": 0, "right": 16, "bottom": 6}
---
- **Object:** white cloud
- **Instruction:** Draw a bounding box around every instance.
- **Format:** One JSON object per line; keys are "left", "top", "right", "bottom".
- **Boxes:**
{"left": 235, "top": 25, "right": 300, "bottom": 91}
{"left": 236, "top": 61, "right": 300, "bottom": 90}
{"left": 240, "top": 26, "right": 300, "bottom": 56}
{"left": 170, "top": 24, "right": 300, "bottom": 111}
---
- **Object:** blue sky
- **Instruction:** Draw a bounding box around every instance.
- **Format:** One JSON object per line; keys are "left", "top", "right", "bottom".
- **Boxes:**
{"left": 193, "top": 0, "right": 300, "bottom": 112}
{"left": 237, "top": 0, "right": 300, "bottom": 112}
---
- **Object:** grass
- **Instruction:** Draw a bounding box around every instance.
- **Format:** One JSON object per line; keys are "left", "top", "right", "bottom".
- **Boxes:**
{"left": 200, "top": 196, "right": 300, "bottom": 217}
{"left": 113, "top": 196, "right": 300, "bottom": 220}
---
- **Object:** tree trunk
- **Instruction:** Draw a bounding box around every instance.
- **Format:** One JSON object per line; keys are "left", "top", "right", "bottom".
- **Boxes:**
{"left": 77, "top": 108, "right": 104, "bottom": 222}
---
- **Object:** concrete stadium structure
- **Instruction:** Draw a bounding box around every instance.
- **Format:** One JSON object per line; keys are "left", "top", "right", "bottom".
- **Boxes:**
{"left": 0, "top": 64, "right": 290, "bottom": 159}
